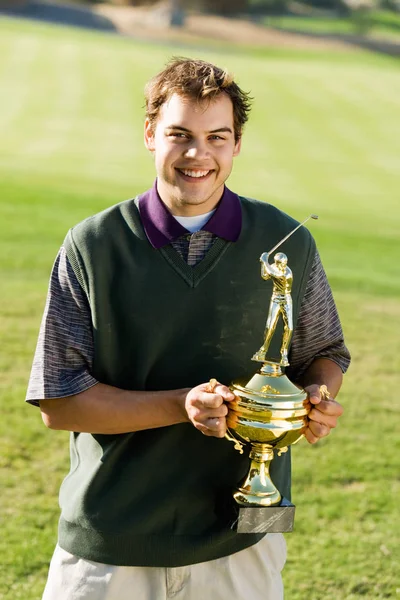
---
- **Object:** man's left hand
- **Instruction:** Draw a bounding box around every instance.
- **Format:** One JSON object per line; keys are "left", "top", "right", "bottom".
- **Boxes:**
{"left": 303, "top": 384, "right": 343, "bottom": 444}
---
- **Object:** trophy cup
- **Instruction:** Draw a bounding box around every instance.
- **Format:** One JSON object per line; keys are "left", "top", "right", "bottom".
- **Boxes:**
{"left": 222, "top": 215, "right": 319, "bottom": 533}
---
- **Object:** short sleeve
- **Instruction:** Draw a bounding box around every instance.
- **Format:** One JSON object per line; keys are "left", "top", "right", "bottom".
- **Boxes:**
{"left": 287, "top": 251, "right": 351, "bottom": 383}
{"left": 26, "top": 247, "right": 98, "bottom": 406}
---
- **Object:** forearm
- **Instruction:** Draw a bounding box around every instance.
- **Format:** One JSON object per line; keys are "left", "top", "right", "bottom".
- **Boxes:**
{"left": 297, "top": 357, "right": 343, "bottom": 397}
{"left": 261, "top": 264, "right": 272, "bottom": 280}
{"left": 39, "top": 382, "right": 190, "bottom": 434}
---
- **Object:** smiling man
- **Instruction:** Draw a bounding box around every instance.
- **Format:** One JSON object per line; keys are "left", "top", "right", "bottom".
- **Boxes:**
{"left": 27, "top": 58, "right": 350, "bottom": 600}
{"left": 145, "top": 91, "right": 241, "bottom": 215}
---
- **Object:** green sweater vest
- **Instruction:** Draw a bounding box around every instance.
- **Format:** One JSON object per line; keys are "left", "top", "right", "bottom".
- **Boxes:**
{"left": 61, "top": 196, "right": 316, "bottom": 567}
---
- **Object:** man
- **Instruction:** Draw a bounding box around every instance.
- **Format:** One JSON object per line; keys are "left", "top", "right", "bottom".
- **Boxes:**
{"left": 252, "top": 252, "right": 293, "bottom": 366}
{"left": 27, "top": 58, "right": 350, "bottom": 599}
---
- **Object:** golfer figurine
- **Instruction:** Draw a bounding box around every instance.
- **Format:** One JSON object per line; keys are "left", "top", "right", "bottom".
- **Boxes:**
{"left": 252, "top": 251, "right": 293, "bottom": 367}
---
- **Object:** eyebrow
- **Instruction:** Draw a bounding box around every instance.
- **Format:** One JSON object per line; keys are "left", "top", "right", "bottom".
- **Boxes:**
{"left": 165, "top": 125, "right": 233, "bottom": 134}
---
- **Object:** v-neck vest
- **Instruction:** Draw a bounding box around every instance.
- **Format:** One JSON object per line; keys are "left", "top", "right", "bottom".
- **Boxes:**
{"left": 61, "top": 196, "right": 316, "bottom": 567}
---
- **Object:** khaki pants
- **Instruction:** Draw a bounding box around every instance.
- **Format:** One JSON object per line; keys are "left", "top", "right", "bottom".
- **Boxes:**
{"left": 42, "top": 534, "right": 286, "bottom": 600}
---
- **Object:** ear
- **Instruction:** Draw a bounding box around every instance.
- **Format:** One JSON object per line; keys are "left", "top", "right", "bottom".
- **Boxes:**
{"left": 144, "top": 118, "right": 155, "bottom": 153}
{"left": 233, "top": 136, "right": 242, "bottom": 157}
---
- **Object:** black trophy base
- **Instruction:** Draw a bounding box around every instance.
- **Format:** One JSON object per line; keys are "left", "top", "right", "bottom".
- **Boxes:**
{"left": 231, "top": 498, "right": 295, "bottom": 533}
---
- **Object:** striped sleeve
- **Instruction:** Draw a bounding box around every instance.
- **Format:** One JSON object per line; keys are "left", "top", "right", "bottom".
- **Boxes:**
{"left": 26, "top": 247, "right": 98, "bottom": 406}
{"left": 287, "top": 251, "right": 351, "bottom": 382}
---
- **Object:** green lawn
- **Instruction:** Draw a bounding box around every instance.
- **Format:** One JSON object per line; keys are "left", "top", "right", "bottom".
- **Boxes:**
{"left": 264, "top": 10, "right": 400, "bottom": 41}
{"left": 0, "top": 16, "right": 399, "bottom": 600}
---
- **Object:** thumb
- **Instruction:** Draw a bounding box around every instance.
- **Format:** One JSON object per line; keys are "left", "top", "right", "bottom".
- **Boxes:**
{"left": 305, "top": 384, "right": 322, "bottom": 405}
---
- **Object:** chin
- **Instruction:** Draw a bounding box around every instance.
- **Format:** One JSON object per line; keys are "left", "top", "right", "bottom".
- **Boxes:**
{"left": 176, "top": 189, "right": 206, "bottom": 202}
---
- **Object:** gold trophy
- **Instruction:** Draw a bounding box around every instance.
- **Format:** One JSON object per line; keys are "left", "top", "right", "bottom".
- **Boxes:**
{"left": 223, "top": 215, "right": 319, "bottom": 532}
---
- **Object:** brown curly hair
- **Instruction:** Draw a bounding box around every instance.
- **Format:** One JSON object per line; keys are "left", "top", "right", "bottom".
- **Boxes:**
{"left": 145, "top": 57, "right": 252, "bottom": 143}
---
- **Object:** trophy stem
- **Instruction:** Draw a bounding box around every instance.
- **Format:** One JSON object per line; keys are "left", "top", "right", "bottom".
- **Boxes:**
{"left": 233, "top": 443, "right": 282, "bottom": 507}
{"left": 260, "top": 362, "right": 282, "bottom": 377}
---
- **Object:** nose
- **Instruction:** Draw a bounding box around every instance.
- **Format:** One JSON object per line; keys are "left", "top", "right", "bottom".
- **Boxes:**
{"left": 184, "top": 140, "right": 210, "bottom": 160}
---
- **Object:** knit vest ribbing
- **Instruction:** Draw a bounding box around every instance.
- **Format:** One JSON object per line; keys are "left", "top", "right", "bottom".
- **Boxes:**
{"left": 60, "top": 196, "right": 316, "bottom": 567}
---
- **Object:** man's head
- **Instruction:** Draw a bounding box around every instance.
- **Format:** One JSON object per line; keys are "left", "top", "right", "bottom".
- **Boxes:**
{"left": 144, "top": 58, "right": 252, "bottom": 217}
{"left": 145, "top": 57, "right": 252, "bottom": 144}
{"left": 274, "top": 253, "right": 288, "bottom": 269}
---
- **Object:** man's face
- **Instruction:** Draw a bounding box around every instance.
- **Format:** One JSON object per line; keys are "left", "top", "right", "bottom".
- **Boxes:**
{"left": 144, "top": 93, "right": 241, "bottom": 216}
{"left": 276, "top": 259, "right": 287, "bottom": 272}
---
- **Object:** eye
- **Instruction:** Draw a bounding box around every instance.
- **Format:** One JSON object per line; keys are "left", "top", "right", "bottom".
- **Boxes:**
{"left": 209, "top": 135, "right": 225, "bottom": 141}
{"left": 167, "top": 132, "right": 189, "bottom": 139}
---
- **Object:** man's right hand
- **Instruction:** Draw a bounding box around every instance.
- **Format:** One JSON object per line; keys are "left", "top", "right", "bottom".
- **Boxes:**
{"left": 185, "top": 381, "right": 236, "bottom": 438}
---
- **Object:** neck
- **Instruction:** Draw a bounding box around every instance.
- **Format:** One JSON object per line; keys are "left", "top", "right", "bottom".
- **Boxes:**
{"left": 157, "top": 183, "right": 224, "bottom": 217}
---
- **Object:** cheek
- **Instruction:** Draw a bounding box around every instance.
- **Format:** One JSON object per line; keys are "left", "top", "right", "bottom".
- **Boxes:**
{"left": 154, "top": 149, "right": 179, "bottom": 181}
{"left": 218, "top": 150, "right": 235, "bottom": 172}
{"left": 154, "top": 148, "right": 169, "bottom": 171}
{"left": 155, "top": 143, "right": 177, "bottom": 167}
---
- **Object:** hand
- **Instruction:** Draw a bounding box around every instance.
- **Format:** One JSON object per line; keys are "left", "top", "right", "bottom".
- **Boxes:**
{"left": 185, "top": 381, "right": 235, "bottom": 438}
{"left": 303, "top": 384, "right": 343, "bottom": 444}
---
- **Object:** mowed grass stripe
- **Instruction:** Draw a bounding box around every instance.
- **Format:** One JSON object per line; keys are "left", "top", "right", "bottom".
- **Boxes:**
{"left": 76, "top": 48, "right": 144, "bottom": 181}
{"left": 0, "top": 36, "right": 41, "bottom": 134}
{"left": 238, "top": 70, "right": 397, "bottom": 222}
{"left": 1, "top": 30, "right": 152, "bottom": 186}
{"left": 261, "top": 75, "right": 369, "bottom": 165}
{"left": 274, "top": 70, "right": 396, "bottom": 165}
{"left": 264, "top": 68, "right": 397, "bottom": 203}
{"left": 2, "top": 38, "right": 81, "bottom": 160}
{"left": 23, "top": 42, "right": 83, "bottom": 158}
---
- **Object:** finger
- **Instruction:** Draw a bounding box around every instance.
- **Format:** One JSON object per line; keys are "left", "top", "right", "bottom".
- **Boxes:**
{"left": 191, "top": 404, "right": 228, "bottom": 421}
{"left": 193, "top": 392, "right": 225, "bottom": 409}
{"left": 199, "top": 418, "right": 226, "bottom": 438}
{"left": 214, "top": 384, "right": 236, "bottom": 402}
{"left": 308, "top": 421, "right": 330, "bottom": 438}
{"left": 308, "top": 408, "right": 338, "bottom": 429}
{"left": 308, "top": 390, "right": 322, "bottom": 405}
{"left": 304, "top": 384, "right": 322, "bottom": 406}
{"left": 205, "top": 416, "right": 226, "bottom": 432}
{"left": 313, "top": 399, "right": 343, "bottom": 417}
{"left": 202, "top": 381, "right": 235, "bottom": 402}
{"left": 304, "top": 427, "right": 319, "bottom": 444}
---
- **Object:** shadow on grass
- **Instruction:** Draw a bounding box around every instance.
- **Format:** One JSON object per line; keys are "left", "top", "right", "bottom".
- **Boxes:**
{"left": 0, "top": 0, "right": 117, "bottom": 32}
{"left": 270, "top": 27, "right": 400, "bottom": 56}
{"left": 267, "top": 25, "right": 400, "bottom": 58}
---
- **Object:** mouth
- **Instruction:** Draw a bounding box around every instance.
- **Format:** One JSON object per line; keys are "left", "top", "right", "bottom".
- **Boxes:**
{"left": 176, "top": 168, "right": 213, "bottom": 181}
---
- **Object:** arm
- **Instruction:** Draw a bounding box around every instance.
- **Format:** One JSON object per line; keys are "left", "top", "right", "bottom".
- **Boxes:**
{"left": 260, "top": 252, "right": 271, "bottom": 280}
{"left": 298, "top": 356, "right": 343, "bottom": 397}
{"left": 40, "top": 385, "right": 189, "bottom": 433}
{"left": 287, "top": 252, "right": 350, "bottom": 444}
{"left": 40, "top": 381, "right": 235, "bottom": 436}
{"left": 30, "top": 248, "right": 234, "bottom": 436}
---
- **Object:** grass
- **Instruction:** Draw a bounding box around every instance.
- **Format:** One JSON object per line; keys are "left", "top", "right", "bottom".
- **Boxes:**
{"left": 0, "top": 15, "right": 399, "bottom": 600}
{"left": 264, "top": 10, "right": 400, "bottom": 41}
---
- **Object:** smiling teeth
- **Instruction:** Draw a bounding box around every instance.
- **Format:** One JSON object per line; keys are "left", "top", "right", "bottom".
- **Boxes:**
{"left": 181, "top": 169, "right": 210, "bottom": 178}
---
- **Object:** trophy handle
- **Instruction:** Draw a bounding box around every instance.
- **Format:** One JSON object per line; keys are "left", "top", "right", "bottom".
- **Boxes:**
{"left": 291, "top": 433, "right": 304, "bottom": 446}
{"left": 225, "top": 430, "right": 244, "bottom": 454}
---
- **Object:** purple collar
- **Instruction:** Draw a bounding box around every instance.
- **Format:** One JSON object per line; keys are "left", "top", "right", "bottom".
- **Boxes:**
{"left": 137, "top": 181, "right": 242, "bottom": 249}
